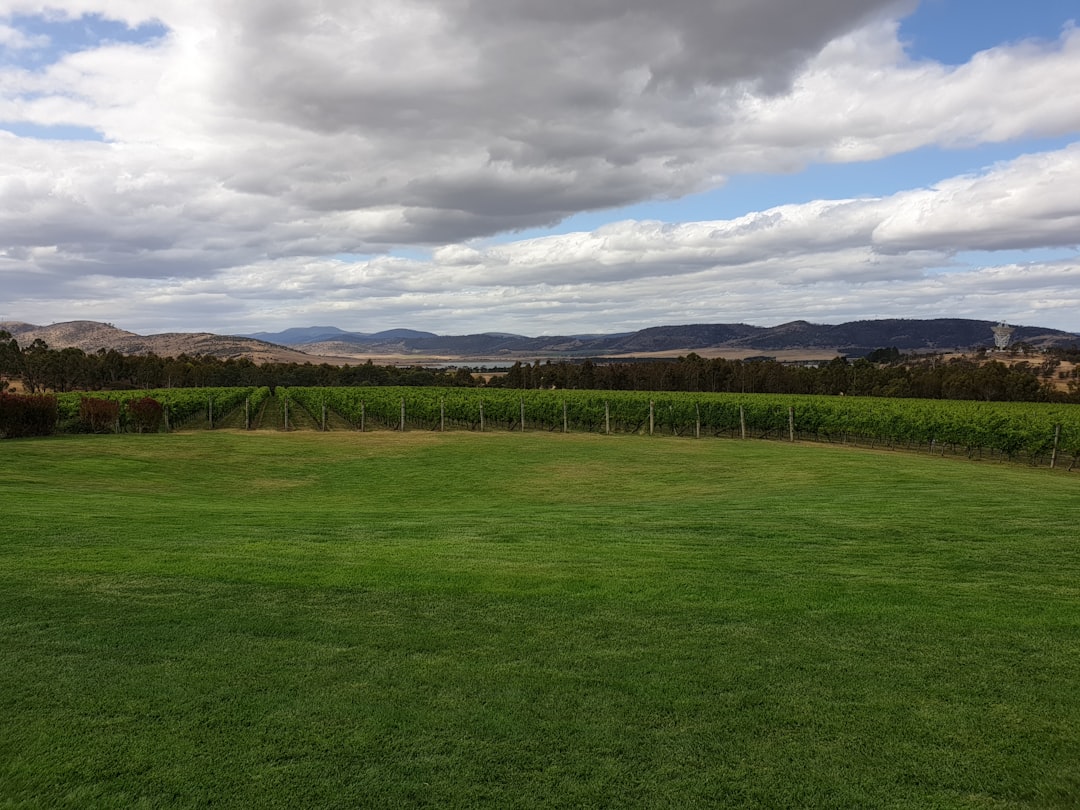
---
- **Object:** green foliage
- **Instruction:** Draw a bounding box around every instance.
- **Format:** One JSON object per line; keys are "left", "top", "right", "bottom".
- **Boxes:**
{"left": 864, "top": 346, "right": 902, "bottom": 364}
{"left": 45, "top": 385, "right": 1080, "bottom": 463}
{"left": 486, "top": 353, "right": 1066, "bottom": 401}
{"left": 285, "top": 386, "right": 1080, "bottom": 461}
{"left": 57, "top": 387, "right": 270, "bottom": 431}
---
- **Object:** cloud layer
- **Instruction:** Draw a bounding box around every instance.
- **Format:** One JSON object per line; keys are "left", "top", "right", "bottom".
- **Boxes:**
{"left": 1, "top": 1, "right": 1078, "bottom": 333}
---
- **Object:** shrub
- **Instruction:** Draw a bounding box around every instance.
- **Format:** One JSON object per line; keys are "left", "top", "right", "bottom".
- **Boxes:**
{"left": 80, "top": 397, "right": 120, "bottom": 433}
{"left": 126, "top": 397, "right": 164, "bottom": 433}
{"left": 0, "top": 393, "right": 59, "bottom": 438}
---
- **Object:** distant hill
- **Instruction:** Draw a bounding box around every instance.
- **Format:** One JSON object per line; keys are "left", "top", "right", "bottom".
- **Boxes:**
{"left": 0, "top": 320, "right": 321, "bottom": 364}
{"left": 4, "top": 318, "right": 1078, "bottom": 363}
{"left": 245, "top": 326, "right": 350, "bottom": 345}
{"left": 285, "top": 318, "right": 1079, "bottom": 357}
{"left": 244, "top": 326, "right": 439, "bottom": 344}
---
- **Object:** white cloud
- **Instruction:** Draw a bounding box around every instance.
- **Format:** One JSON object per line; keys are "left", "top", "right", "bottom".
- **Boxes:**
{"left": 7, "top": 143, "right": 1079, "bottom": 334}
{"left": 0, "top": 2, "right": 1078, "bottom": 334}
{"left": 0, "top": 21, "right": 47, "bottom": 49}
{"left": 874, "top": 145, "right": 1080, "bottom": 252}
{"left": 738, "top": 20, "right": 1080, "bottom": 165}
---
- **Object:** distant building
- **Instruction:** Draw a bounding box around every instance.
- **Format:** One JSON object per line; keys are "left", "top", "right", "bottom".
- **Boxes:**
{"left": 991, "top": 321, "right": 1015, "bottom": 350}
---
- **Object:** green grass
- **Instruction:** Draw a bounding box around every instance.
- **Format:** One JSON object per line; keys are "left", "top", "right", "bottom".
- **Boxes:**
{"left": 2, "top": 432, "right": 1079, "bottom": 808}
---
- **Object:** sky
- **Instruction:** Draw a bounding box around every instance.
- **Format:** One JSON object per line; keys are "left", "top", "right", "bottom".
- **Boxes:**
{"left": 1, "top": 0, "right": 1079, "bottom": 337}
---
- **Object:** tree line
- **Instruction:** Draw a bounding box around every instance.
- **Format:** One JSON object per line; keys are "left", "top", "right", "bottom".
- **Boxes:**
{"left": 0, "top": 332, "right": 477, "bottom": 393}
{"left": 2, "top": 330, "right": 1078, "bottom": 403}
{"left": 491, "top": 350, "right": 1080, "bottom": 403}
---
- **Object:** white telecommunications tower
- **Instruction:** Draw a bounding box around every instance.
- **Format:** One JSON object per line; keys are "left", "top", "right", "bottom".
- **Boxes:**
{"left": 991, "top": 321, "right": 1015, "bottom": 350}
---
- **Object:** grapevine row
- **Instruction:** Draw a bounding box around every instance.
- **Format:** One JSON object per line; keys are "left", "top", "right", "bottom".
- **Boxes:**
{"left": 284, "top": 387, "right": 1080, "bottom": 461}
{"left": 56, "top": 387, "right": 270, "bottom": 430}
{"left": 44, "top": 386, "right": 1080, "bottom": 464}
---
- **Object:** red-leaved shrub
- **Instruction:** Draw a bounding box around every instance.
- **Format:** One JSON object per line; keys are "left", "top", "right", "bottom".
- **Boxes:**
{"left": 0, "top": 392, "right": 58, "bottom": 438}
{"left": 80, "top": 397, "right": 120, "bottom": 433}
{"left": 126, "top": 397, "right": 164, "bottom": 433}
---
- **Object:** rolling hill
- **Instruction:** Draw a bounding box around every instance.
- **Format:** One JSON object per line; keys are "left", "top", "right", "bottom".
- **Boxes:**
{"left": 4, "top": 318, "right": 1077, "bottom": 364}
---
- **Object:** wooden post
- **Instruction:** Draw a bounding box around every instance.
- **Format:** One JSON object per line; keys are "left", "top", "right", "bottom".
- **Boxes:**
{"left": 400, "top": 398, "right": 406, "bottom": 432}
{"left": 283, "top": 397, "right": 289, "bottom": 431}
{"left": 164, "top": 404, "right": 170, "bottom": 433}
{"left": 649, "top": 400, "right": 654, "bottom": 436}
{"left": 245, "top": 397, "right": 251, "bottom": 430}
{"left": 321, "top": 402, "right": 327, "bottom": 432}
{"left": 1051, "top": 423, "right": 1061, "bottom": 469}
{"left": 739, "top": 405, "right": 746, "bottom": 440}
{"left": 605, "top": 401, "right": 610, "bottom": 435}
{"left": 695, "top": 403, "right": 700, "bottom": 439}
{"left": 208, "top": 397, "right": 213, "bottom": 430}
{"left": 788, "top": 405, "right": 795, "bottom": 442}
{"left": 360, "top": 400, "right": 365, "bottom": 433}
{"left": 563, "top": 400, "right": 568, "bottom": 433}
{"left": 440, "top": 398, "right": 445, "bottom": 432}
{"left": 479, "top": 401, "right": 485, "bottom": 432}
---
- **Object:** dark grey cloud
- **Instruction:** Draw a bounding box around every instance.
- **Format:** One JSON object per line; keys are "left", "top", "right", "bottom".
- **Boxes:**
{"left": 457, "top": 0, "right": 903, "bottom": 90}
{"left": 193, "top": 0, "right": 904, "bottom": 241}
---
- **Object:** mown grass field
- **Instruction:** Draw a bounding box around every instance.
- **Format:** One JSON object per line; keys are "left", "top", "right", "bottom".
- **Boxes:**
{"left": 2, "top": 432, "right": 1079, "bottom": 808}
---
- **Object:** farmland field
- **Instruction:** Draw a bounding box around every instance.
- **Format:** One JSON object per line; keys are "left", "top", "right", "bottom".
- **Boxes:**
{"left": 2, "top": 432, "right": 1079, "bottom": 808}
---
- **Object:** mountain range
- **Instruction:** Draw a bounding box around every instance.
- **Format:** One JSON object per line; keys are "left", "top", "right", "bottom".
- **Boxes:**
{"left": 242, "top": 319, "right": 1080, "bottom": 359}
{"left": 3, "top": 318, "right": 1078, "bottom": 364}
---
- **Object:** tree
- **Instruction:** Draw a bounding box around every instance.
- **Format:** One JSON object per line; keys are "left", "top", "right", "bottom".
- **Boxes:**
{"left": 0, "top": 331, "right": 22, "bottom": 388}
{"left": 505, "top": 361, "right": 525, "bottom": 388}
{"left": 20, "top": 339, "right": 51, "bottom": 393}
{"left": 864, "top": 347, "right": 901, "bottom": 364}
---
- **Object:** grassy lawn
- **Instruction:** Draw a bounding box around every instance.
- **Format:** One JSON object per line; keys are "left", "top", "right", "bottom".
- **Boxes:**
{"left": 1, "top": 432, "right": 1079, "bottom": 808}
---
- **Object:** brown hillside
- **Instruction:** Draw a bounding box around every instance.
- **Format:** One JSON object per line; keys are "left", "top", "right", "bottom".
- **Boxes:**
{"left": 0, "top": 320, "right": 346, "bottom": 365}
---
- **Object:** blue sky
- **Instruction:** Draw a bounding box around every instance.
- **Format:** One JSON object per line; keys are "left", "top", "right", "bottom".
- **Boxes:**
{"left": 900, "top": 0, "right": 1077, "bottom": 63}
{"left": 1, "top": 0, "right": 1078, "bottom": 337}
{"left": 2, "top": 12, "right": 166, "bottom": 64}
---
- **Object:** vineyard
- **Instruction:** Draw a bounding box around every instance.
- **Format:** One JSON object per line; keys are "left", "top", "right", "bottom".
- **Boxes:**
{"left": 50, "top": 387, "right": 268, "bottom": 430}
{"left": 28, "top": 385, "right": 1080, "bottom": 467}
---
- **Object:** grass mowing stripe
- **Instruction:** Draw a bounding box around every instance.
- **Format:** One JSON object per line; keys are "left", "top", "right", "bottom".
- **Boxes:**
{"left": 1, "top": 432, "right": 1079, "bottom": 807}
